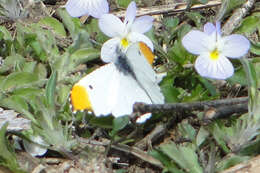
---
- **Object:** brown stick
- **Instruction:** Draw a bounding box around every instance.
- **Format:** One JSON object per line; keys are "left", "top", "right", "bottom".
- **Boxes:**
{"left": 114, "top": 0, "right": 221, "bottom": 17}
{"left": 134, "top": 97, "right": 248, "bottom": 114}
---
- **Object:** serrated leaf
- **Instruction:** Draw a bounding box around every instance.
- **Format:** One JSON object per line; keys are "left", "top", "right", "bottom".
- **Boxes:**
{"left": 160, "top": 142, "right": 203, "bottom": 173}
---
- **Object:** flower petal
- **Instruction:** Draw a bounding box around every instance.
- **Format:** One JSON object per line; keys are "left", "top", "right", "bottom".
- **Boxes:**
{"left": 216, "top": 21, "right": 222, "bottom": 35}
{"left": 87, "top": 0, "right": 109, "bottom": 18}
{"left": 124, "top": 1, "right": 137, "bottom": 26}
{"left": 99, "top": 14, "right": 124, "bottom": 37}
{"left": 65, "top": 0, "right": 108, "bottom": 18}
{"left": 220, "top": 34, "right": 250, "bottom": 58}
{"left": 131, "top": 16, "right": 154, "bottom": 34}
{"left": 182, "top": 30, "right": 211, "bottom": 55}
{"left": 65, "top": 0, "right": 89, "bottom": 17}
{"left": 195, "top": 53, "right": 234, "bottom": 79}
{"left": 101, "top": 38, "right": 120, "bottom": 63}
{"left": 128, "top": 32, "right": 154, "bottom": 51}
{"left": 204, "top": 22, "right": 215, "bottom": 35}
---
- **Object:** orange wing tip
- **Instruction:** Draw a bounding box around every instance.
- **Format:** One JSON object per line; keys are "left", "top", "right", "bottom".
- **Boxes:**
{"left": 139, "top": 42, "right": 155, "bottom": 65}
{"left": 70, "top": 84, "right": 93, "bottom": 112}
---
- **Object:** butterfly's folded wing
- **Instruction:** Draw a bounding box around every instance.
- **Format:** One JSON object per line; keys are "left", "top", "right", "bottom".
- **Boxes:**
{"left": 112, "top": 72, "right": 152, "bottom": 117}
{"left": 126, "top": 42, "right": 164, "bottom": 104}
{"left": 73, "top": 63, "right": 119, "bottom": 116}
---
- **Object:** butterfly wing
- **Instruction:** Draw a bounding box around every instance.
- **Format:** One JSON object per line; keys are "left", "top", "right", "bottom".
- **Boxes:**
{"left": 125, "top": 42, "right": 164, "bottom": 104}
{"left": 71, "top": 63, "right": 119, "bottom": 116}
{"left": 111, "top": 71, "right": 152, "bottom": 117}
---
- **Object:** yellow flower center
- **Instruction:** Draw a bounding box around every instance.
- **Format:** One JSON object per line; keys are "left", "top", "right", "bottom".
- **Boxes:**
{"left": 121, "top": 38, "right": 129, "bottom": 48}
{"left": 210, "top": 49, "right": 219, "bottom": 60}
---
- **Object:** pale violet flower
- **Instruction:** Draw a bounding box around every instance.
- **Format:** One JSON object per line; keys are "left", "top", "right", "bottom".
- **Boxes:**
{"left": 182, "top": 22, "right": 250, "bottom": 80}
{"left": 98, "top": 1, "right": 154, "bottom": 63}
{"left": 65, "top": 0, "right": 109, "bottom": 18}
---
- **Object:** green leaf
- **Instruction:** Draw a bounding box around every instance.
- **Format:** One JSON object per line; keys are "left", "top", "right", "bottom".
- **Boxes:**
{"left": 57, "top": 8, "right": 81, "bottom": 38}
{"left": 185, "top": 12, "right": 205, "bottom": 27}
{"left": 116, "top": 0, "right": 133, "bottom": 8}
{"left": 216, "top": 154, "right": 249, "bottom": 172}
{"left": 209, "top": 122, "right": 231, "bottom": 153}
{"left": 160, "top": 142, "right": 203, "bottom": 173}
{"left": 168, "top": 39, "right": 190, "bottom": 65}
{"left": 218, "top": 0, "right": 246, "bottom": 19}
{"left": 111, "top": 116, "right": 130, "bottom": 137}
{"left": 68, "top": 30, "right": 92, "bottom": 54}
{"left": 1, "top": 72, "right": 39, "bottom": 92}
{"left": 85, "top": 19, "right": 107, "bottom": 44}
{"left": 0, "top": 54, "right": 25, "bottom": 74}
{"left": 71, "top": 48, "right": 100, "bottom": 65}
{"left": 163, "top": 17, "right": 179, "bottom": 30}
{"left": 160, "top": 75, "right": 180, "bottom": 103}
{"left": 149, "top": 149, "right": 184, "bottom": 173}
{"left": 196, "top": 127, "right": 209, "bottom": 147}
{"left": 22, "top": 62, "right": 37, "bottom": 73}
{"left": 39, "top": 17, "right": 66, "bottom": 37}
{"left": 198, "top": 77, "right": 217, "bottom": 96}
{"left": 57, "top": 84, "right": 70, "bottom": 106}
{"left": 237, "top": 15, "right": 260, "bottom": 35}
{"left": 178, "top": 121, "right": 197, "bottom": 142}
{"left": 240, "top": 58, "right": 260, "bottom": 120}
{"left": 34, "top": 63, "right": 47, "bottom": 79}
{"left": 0, "top": 123, "right": 25, "bottom": 172}
{"left": 90, "top": 116, "right": 114, "bottom": 129}
{"left": 228, "top": 67, "right": 247, "bottom": 86}
{"left": 0, "top": 95, "right": 37, "bottom": 124}
{"left": 12, "top": 87, "right": 42, "bottom": 97}
{"left": 46, "top": 71, "right": 57, "bottom": 108}
{"left": 250, "top": 41, "right": 260, "bottom": 55}
{"left": 0, "top": 26, "right": 12, "bottom": 40}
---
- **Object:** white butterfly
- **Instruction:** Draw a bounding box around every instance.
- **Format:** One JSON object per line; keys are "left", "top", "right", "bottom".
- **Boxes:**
{"left": 70, "top": 42, "right": 164, "bottom": 122}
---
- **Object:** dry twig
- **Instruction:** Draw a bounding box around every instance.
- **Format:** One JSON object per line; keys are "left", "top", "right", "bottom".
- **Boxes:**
{"left": 115, "top": 0, "right": 221, "bottom": 17}
{"left": 134, "top": 97, "right": 248, "bottom": 114}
